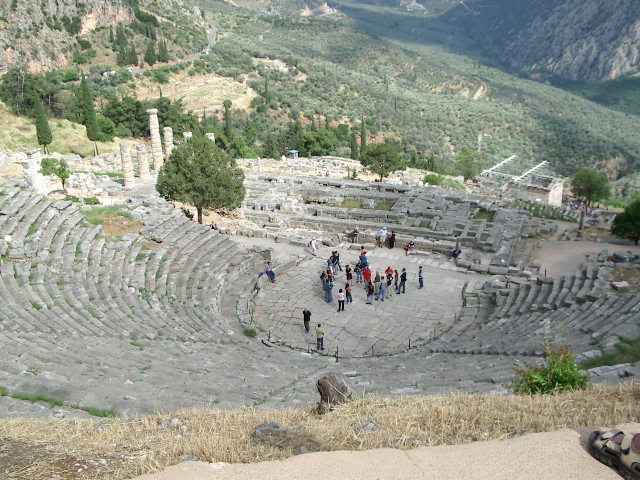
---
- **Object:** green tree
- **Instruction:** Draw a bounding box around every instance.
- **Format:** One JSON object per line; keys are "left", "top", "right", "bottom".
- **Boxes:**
{"left": 611, "top": 199, "right": 640, "bottom": 245}
{"left": 359, "top": 140, "right": 405, "bottom": 181}
{"left": 144, "top": 41, "right": 157, "bottom": 66}
{"left": 128, "top": 43, "right": 138, "bottom": 66}
{"left": 156, "top": 134, "right": 245, "bottom": 224}
{"left": 157, "top": 39, "right": 169, "bottom": 62}
{"left": 79, "top": 77, "right": 99, "bottom": 155}
{"left": 455, "top": 146, "right": 485, "bottom": 182}
{"left": 359, "top": 118, "right": 366, "bottom": 156}
{"left": 40, "top": 157, "right": 70, "bottom": 192}
{"left": 33, "top": 94, "right": 52, "bottom": 154}
{"left": 572, "top": 168, "right": 611, "bottom": 206}
{"left": 349, "top": 130, "right": 359, "bottom": 159}
{"left": 223, "top": 99, "right": 233, "bottom": 140}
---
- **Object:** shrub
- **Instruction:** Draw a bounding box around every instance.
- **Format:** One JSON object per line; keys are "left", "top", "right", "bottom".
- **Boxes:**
{"left": 512, "top": 344, "right": 589, "bottom": 395}
{"left": 243, "top": 328, "right": 257, "bottom": 338}
{"left": 424, "top": 173, "right": 444, "bottom": 185}
{"left": 83, "top": 197, "right": 100, "bottom": 205}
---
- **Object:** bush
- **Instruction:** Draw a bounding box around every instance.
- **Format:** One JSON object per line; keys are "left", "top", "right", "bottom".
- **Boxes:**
{"left": 512, "top": 344, "right": 589, "bottom": 395}
{"left": 83, "top": 197, "right": 100, "bottom": 205}
{"left": 424, "top": 173, "right": 444, "bottom": 185}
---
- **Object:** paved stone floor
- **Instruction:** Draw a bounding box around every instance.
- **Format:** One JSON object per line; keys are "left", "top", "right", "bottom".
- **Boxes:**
{"left": 234, "top": 236, "right": 486, "bottom": 357}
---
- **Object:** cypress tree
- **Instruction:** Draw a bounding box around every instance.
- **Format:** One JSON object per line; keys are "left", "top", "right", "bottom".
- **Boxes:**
{"left": 109, "top": 25, "right": 115, "bottom": 49}
{"left": 349, "top": 130, "right": 358, "bottom": 160}
{"left": 33, "top": 94, "right": 52, "bottom": 154}
{"left": 116, "top": 42, "right": 129, "bottom": 67}
{"left": 128, "top": 43, "right": 138, "bottom": 65}
{"left": 223, "top": 100, "right": 233, "bottom": 140}
{"left": 79, "top": 77, "right": 99, "bottom": 155}
{"left": 157, "top": 39, "right": 168, "bottom": 62}
{"left": 144, "top": 41, "right": 157, "bottom": 66}
{"left": 359, "top": 118, "right": 366, "bottom": 156}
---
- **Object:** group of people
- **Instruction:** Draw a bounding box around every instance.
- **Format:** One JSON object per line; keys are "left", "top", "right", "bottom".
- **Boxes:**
{"left": 319, "top": 245, "right": 424, "bottom": 311}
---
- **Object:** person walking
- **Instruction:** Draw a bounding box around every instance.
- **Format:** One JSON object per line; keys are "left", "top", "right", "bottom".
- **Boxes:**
{"left": 337, "top": 289, "right": 345, "bottom": 312}
{"left": 399, "top": 268, "right": 407, "bottom": 294}
{"left": 333, "top": 251, "right": 342, "bottom": 272}
{"left": 366, "top": 283, "right": 374, "bottom": 304}
{"left": 264, "top": 262, "right": 276, "bottom": 283}
{"left": 315, "top": 324, "right": 324, "bottom": 351}
{"left": 303, "top": 308, "right": 311, "bottom": 333}
{"left": 418, "top": 265, "right": 424, "bottom": 289}
{"left": 308, "top": 237, "right": 317, "bottom": 256}
{"left": 345, "top": 282, "right": 353, "bottom": 303}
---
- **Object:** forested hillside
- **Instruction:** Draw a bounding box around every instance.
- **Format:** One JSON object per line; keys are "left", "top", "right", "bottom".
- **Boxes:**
{"left": 2, "top": 0, "right": 640, "bottom": 201}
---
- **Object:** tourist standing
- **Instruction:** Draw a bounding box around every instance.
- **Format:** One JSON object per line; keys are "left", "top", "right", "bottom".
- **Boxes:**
{"left": 337, "top": 289, "right": 345, "bottom": 312}
{"left": 418, "top": 265, "right": 424, "bottom": 289}
{"left": 394, "top": 269, "right": 399, "bottom": 291}
{"left": 366, "top": 283, "right": 374, "bottom": 304}
{"left": 373, "top": 270, "right": 381, "bottom": 295}
{"left": 388, "top": 230, "right": 396, "bottom": 249}
{"left": 303, "top": 308, "right": 311, "bottom": 333}
{"left": 363, "top": 265, "right": 372, "bottom": 286}
{"left": 345, "top": 265, "right": 353, "bottom": 283}
{"left": 386, "top": 274, "right": 393, "bottom": 298}
{"left": 345, "top": 282, "right": 353, "bottom": 303}
{"left": 354, "top": 262, "right": 363, "bottom": 284}
{"left": 376, "top": 277, "right": 386, "bottom": 301}
{"left": 264, "top": 262, "right": 276, "bottom": 283}
{"left": 378, "top": 227, "right": 388, "bottom": 247}
{"left": 316, "top": 324, "right": 324, "bottom": 350}
{"left": 351, "top": 227, "right": 359, "bottom": 243}
{"left": 398, "top": 268, "right": 407, "bottom": 294}
{"left": 324, "top": 278, "right": 334, "bottom": 303}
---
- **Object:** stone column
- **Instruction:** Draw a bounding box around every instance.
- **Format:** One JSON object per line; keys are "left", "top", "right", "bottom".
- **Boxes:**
{"left": 182, "top": 131, "right": 192, "bottom": 141}
{"left": 147, "top": 108, "right": 163, "bottom": 170}
{"left": 25, "top": 149, "right": 47, "bottom": 194}
{"left": 162, "top": 126, "right": 173, "bottom": 161}
{"left": 120, "top": 141, "right": 135, "bottom": 188}
{"left": 205, "top": 132, "right": 215, "bottom": 143}
{"left": 136, "top": 143, "right": 150, "bottom": 179}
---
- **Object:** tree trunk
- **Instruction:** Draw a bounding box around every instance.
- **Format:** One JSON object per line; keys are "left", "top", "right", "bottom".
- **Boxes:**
{"left": 44, "top": 144, "right": 49, "bottom": 155}
{"left": 93, "top": 141, "right": 98, "bottom": 156}
{"left": 197, "top": 206, "right": 203, "bottom": 224}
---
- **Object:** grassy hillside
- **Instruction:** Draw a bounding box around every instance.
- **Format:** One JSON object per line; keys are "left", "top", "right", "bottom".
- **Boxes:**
{"left": 0, "top": 102, "right": 120, "bottom": 156}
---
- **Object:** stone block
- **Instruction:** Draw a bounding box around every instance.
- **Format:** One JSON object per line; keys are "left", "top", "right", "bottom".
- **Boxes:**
{"left": 488, "top": 266, "right": 508, "bottom": 275}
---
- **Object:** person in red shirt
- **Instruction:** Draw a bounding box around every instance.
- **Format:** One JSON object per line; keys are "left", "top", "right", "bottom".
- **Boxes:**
{"left": 362, "top": 265, "right": 372, "bottom": 286}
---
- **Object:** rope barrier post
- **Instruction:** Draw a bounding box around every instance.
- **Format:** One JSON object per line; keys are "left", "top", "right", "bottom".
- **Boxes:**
{"left": 268, "top": 330, "right": 271, "bottom": 342}
{"left": 335, "top": 345, "right": 339, "bottom": 363}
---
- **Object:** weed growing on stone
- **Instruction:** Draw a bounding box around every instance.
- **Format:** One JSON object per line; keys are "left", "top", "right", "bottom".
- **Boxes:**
{"left": 243, "top": 328, "right": 257, "bottom": 338}
{"left": 30, "top": 300, "right": 43, "bottom": 310}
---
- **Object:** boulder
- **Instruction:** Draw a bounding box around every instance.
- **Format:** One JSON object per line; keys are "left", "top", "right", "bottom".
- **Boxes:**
{"left": 316, "top": 374, "right": 352, "bottom": 413}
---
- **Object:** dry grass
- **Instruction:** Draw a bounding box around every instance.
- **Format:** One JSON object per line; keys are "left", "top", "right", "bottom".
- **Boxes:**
{"left": 0, "top": 101, "right": 120, "bottom": 156}
{"left": 130, "top": 70, "right": 257, "bottom": 113}
{"left": 0, "top": 383, "right": 638, "bottom": 479}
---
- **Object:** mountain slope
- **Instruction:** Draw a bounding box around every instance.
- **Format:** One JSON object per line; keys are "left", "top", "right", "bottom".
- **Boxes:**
{"left": 441, "top": 0, "right": 640, "bottom": 81}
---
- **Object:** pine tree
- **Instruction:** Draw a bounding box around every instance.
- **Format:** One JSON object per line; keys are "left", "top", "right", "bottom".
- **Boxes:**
{"left": 33, "top": 94, "right": 52, "bottom": 154}
{"left": 359, "top": 118, "right": 367, "bottom": 156}
{"left": 79, "top": 77, "right": 99, "bottom": 155}
{"left": 144, "top": 41, "right": 157, "bottom": 66}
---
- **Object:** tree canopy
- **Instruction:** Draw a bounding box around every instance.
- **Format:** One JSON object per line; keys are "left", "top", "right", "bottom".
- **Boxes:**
{"left": 359, "top": 140, "right": 405, "bottom": 181}
{"left": 611, "top": 199, "right": 640, "bottom": 245}
{"left": 572, "top": 168, "right": 611, "bottom": 205}
{"left": 156, "top": 135, "right": 245, "bottom": 224}
{"left": 455, "top": 146, "right": 485, "bottom": 182}
{"left": 40, "top": 157, "right": 70, "bottom": 192}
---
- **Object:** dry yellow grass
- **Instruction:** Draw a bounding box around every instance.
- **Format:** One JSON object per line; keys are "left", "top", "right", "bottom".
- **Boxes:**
{"left": 0, "top": 101, "right": 120, "bottom": 156}
{"left": 130, "top": 70, "right": 256, "bottom": 114}
{"left": 0, "top": 383, "right": 638, "bottom": 479}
